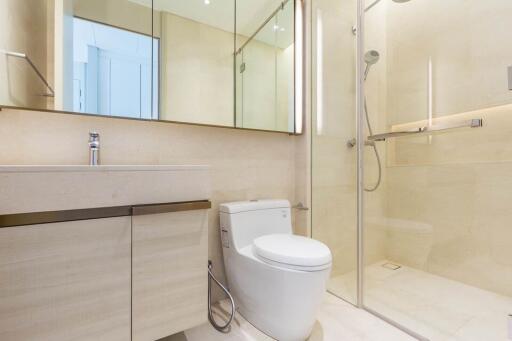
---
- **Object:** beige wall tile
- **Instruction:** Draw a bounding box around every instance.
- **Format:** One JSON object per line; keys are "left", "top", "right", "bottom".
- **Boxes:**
{"left": 0, "top": 108, "right": 306, "bottom": 301}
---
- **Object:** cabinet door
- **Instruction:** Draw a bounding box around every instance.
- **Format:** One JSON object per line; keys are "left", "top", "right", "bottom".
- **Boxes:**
{"left": 0, "top": 217, "right": 131, "bottom": 341}
{"left": 132, "top": 210, "right": 208, "bottom": 341}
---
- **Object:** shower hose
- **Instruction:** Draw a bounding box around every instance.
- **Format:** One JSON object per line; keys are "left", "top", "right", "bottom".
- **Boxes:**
{"left": 207, "top": 260, "right": 235, "bottom": 332}
{"left": 363, "top": 98, "right": 382, "bottom": 192}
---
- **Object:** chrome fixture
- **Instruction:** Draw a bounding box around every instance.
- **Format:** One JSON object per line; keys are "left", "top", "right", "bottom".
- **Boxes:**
{"left": 364, "top": 50, "right": 380, "bottom": 81}
{"left": 347, "top": 138, "right": 375, "bottom": 148}
{"left": 208, "top": 260, "right": 235, "bottom": 332}
{"left": 365, "top": 0, "right": 412, "bottom": 13}
{"left": 368, "top": 118, "right": 483, "bottom": 141}
{"left": 88, "top": 132, "right": 100, "bottom": 166}
{"left": 3, "top": 50, "right": 55, "bottom": 97}
{"left": 362, "top": 50, "right": 382, "bottom": 192}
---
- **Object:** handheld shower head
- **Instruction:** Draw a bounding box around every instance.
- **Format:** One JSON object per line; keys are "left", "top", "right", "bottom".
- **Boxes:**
{"left": 365, "top": 50, "right": 380, "bottom": 65}
{"left": 364, "top": 50, "right": 380, "bottom": 80}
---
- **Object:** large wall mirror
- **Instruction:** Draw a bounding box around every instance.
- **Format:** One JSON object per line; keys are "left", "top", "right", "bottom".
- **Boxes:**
{"left": 0, "top": 0, "right": 303, "bottom": 134}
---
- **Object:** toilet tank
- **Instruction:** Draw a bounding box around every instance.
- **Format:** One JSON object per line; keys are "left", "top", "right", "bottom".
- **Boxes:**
{"left": 220, "top": 200, "right": 292, "bottom": 250}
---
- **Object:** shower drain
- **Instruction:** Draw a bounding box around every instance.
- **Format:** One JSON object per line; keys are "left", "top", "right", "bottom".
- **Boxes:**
{"left": 382, "top": 262, "right": 401, "bottom": 270}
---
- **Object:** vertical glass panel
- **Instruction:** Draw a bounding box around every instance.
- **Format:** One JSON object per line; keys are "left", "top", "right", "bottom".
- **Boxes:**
{"left": 311, "top": 0, "right": 358, "bottom": 305}
{"left": 153, "top": 0, "right": 235, "bottom": 126}
{"left": 235, "top": 0, "right": 295, "bottom": 132}
{"left": 363, "top": 1, "right": 512, "bottom": 339}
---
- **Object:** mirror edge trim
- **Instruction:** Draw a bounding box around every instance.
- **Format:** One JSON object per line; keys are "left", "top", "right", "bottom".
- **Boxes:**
{"left": 0, "top": 105, "right": 301, "bottom": 136}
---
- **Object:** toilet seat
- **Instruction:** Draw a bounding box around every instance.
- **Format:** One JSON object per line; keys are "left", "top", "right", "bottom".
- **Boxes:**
{"left": 253, "top": 234, "right": 332, "bottom": 271}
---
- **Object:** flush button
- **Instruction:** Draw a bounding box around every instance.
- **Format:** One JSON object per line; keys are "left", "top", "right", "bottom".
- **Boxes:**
{"left": 221, "top": 229, "right": 229, "bottom": 248}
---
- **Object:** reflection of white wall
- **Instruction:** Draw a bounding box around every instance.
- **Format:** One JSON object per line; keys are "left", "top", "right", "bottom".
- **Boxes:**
{"left": 159, "top": 12, "right": 234, "bottom": 126}
{"left": 73, "top": 18, "right": 157, "bottom": 119}
{"left": 238, "top": 41, "right": 294, "bottom": 132}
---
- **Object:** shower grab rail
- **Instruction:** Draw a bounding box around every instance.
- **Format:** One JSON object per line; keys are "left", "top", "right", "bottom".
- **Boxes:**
{"left": 368, "top": 118, "right": 483, "bottom": 141}
{"left": 2, "top": 50, "right": 55, "bottom": 97}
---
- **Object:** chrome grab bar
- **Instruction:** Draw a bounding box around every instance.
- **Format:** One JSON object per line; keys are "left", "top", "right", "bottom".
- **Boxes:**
{"left": 3, "top": 50, "right": 55, "bottom": 97}
{"left": 368, "top": 118, "right": 483, "bottom": 141}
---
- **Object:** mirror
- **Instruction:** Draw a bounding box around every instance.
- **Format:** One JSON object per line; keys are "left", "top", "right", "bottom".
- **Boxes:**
{"left": 0, "top": 0, "right": 302, "bottom": 134}
{"left": 0, "top": 0, "right": 155, "bottom": 118}
{"left": 235, "top": 0, "right": 300, "bottom": 133}
{"left": 152, "top": 0, "right": 235, "bottom": 127}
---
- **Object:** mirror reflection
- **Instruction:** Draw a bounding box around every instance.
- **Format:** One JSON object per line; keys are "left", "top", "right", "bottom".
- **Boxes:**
{"left": 152, "top": 0, "right": 235, "bottom": 126}
{"left": 235, "top": 0, "right": 295, "bottom": 132}
{"left": 0, "top": 0, "right": 301, "bottom": 134}
{"left": 0, "top": 0, "right": 155, "bottom": 118}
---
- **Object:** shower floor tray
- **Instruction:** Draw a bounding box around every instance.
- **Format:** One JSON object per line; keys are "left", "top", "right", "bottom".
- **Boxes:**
{"left": 328, "top": 260, "right": 512, "bottom": 341}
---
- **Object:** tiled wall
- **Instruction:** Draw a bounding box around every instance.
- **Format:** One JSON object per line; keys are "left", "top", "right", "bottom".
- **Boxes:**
{"left": 368, "top": 0, "right": 512, "bottom": 297}
{"left": 0, "top": 108, "right": 307, "bottom": 301}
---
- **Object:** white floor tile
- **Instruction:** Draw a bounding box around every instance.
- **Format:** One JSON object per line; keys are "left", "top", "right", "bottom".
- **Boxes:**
{"left": 329, "top": 261, "right": 512, "bottom": 341}
{"left": 164, "top": 292, "right": 414, "bottom": 341}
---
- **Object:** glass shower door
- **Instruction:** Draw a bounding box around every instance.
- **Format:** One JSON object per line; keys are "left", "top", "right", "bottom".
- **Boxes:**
{"left": 311, "top": 0, "right": 358, "bottom": 305}
{"left": 362, "top": 1, "right": 512, "bottom": 340}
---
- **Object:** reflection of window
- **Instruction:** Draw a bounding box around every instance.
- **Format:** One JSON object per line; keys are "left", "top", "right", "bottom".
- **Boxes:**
{"left": 73, "top": 17, "right": 159, "bottom": 119}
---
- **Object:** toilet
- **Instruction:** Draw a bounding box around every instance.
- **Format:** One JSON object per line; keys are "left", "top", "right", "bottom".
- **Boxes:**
{"left": 219, "top": 200, "right": 332, "bottom": 341}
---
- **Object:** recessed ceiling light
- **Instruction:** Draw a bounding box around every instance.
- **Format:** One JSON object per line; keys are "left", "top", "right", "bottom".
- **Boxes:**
{"left": 204, "top": 0, "right": 210, "bottom": 4}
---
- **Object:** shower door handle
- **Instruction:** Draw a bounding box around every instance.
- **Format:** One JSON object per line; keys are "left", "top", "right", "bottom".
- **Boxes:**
{"left": 367, "top": 118, "right": 483, "bottom": 141}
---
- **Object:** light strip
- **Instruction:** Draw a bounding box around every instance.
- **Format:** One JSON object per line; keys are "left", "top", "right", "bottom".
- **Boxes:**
{"left": 316, "top": 9, "right": 324, "bottom": 135}
{"left": 428, "top": 57, "right": 433, "bottom": 143}
{"left": 295, "top": 0, "right": 304, "bottom": 134}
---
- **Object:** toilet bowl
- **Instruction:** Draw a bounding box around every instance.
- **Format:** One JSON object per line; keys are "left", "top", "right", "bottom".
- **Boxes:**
{"left": 220, "top": 200, "right": 332, "bottom": 341}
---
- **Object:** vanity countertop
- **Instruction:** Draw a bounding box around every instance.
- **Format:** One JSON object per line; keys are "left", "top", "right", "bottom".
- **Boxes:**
{"left": 0, "top": 165, "right": 209, "bottom": 172}
{"left": 0, "top": 165, "right": 211, "bottom": 215}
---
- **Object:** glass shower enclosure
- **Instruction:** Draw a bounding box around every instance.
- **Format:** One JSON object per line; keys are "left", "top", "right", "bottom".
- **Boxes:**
{"left": 312, "top": 0, "right": 512, "bottom": 340}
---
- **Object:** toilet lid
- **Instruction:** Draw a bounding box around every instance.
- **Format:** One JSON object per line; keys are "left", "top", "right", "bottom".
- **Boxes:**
{"left": 253, "top": 234, "right": 332, "bottom": 269}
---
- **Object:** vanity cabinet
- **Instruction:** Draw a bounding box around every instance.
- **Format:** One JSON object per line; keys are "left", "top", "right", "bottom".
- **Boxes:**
{"left": 0, "top": 166, "right": 211, "bottom": 341}
{"left": 132, "top": 209, "right": 209, "bottom": 341}
{"left": 0, "top": 217, "right": 132, "bottom": 341}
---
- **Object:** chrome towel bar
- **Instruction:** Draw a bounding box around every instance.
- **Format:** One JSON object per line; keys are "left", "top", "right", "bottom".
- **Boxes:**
{"left": 3, "top": 50, "right": 55, "bottom": 97}
{"left": 368, "top": 118, "right": 483, "bottom": 141}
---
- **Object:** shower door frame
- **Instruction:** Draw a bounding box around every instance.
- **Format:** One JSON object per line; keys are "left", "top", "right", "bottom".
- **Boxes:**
{"left": 354, "top": 1, "right": 428, "bottom": 340}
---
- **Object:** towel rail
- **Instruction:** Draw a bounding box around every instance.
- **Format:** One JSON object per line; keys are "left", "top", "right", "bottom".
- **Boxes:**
{"left": 4, "top": 50, "right": 55, "bottom": 97}
{"left": 368, "top": 118, "right": 483, "bottom": 141}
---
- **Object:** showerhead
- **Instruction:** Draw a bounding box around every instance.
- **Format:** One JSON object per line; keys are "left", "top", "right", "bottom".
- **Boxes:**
{"left": 364, "top": 50, "right": 380, "bottom": 65}
{"left": 364, "top": 50, "right": 380, "bottom": 80}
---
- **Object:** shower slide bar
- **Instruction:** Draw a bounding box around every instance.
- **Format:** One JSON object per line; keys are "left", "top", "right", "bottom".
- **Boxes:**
{"left": 2, "top": 50, "right": 55, "bottom": 97}
{"left": 368, "top": 118, "right": 483, "bottom": 141}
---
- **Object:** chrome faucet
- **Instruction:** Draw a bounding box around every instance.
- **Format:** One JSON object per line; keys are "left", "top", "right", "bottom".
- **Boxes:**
{"left": 88, "top": 131, "right": 100, "bottom": 166}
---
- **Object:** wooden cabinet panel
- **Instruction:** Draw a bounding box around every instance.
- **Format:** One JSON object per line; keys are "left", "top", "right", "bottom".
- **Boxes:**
{"left": 0, "top": 217, "right": 131, "bottom": 341}
{"left": 132, "top": 210, "right": 208, "bottom": 341}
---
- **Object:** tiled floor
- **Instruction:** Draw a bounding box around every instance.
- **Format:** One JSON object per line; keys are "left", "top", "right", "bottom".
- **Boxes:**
{"left": 164, "top": 293, "right": 414, "bottom": 341}
{"left": 329, "top": 261, "right": 512, "bottom": 341}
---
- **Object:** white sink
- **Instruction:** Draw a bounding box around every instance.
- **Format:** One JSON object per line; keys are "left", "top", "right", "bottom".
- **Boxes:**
{"left": 0, "top": 165, "right": 210, "bottom": 215}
